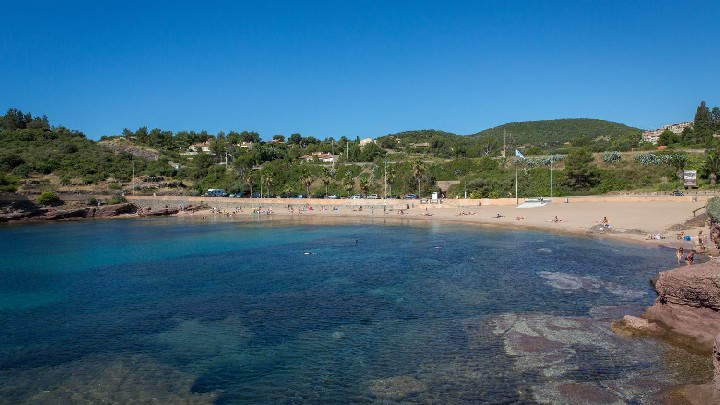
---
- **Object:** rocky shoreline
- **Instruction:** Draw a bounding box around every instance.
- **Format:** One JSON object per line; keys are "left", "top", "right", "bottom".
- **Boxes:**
{"left": 613, "top": 262, "right": 720, "bottom": 404}
{"left": 0, "top": 201, "right": 178, "bottom": 222}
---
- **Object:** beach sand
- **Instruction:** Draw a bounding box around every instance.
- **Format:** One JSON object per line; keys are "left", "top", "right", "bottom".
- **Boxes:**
{"left": 182, "top": 199, "right": 711, "bottom": 253}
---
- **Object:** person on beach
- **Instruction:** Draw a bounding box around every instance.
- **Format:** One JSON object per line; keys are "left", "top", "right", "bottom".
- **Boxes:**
{"left": 685, "top": 250, "right": 695, "bottom": 266}
{"left": 676, "top": 247, "right": 684, "bottom": 264}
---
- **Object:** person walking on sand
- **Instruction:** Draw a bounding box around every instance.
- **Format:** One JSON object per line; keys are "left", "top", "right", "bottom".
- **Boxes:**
{"left": 685, "top": 249, "right": 695, "bottom": 266}
{"left": 676, "top": 247, "right": 684, "bottom": 264}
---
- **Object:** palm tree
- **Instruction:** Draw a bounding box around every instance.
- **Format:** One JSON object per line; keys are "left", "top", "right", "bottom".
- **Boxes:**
{"left": 668, "top": 153, "right": 688, "bottom": 181}
{"left": 359, "top": 178, "right": 370, "bottom": 196}
{"left": 320, "top": 169, "right": 332, "bottom": 197}
{"left": 343, "top": 175, "right": 354, "bottom": 196}
{"left": 301, "top": 175, "right": 314, "bottom": 197}
{"left": 263, "top": 173, "right": 274, "bottom": 197}
{"left": 245, "top": 174, "right": 255, "bottom": 197}
{"left": 386, "top": 165, "right": 396, "bottom": 197}
{"left": 704, "top": 153, "right": 720, "bottom": 187}
{"left": 412, "top": 159, "right": 426, "bottom": 196}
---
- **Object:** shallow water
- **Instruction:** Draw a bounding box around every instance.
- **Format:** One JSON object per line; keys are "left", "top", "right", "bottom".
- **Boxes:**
{"left": 0, "top": 217, "right": 712, "bottom": 404}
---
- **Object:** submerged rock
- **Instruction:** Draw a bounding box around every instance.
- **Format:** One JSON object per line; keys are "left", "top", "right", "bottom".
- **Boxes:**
{"left": 368, "top": 375, "right": 427, "bottom": 400}
{"left": 611, "top": 315, "right": 664, "bottom": 337}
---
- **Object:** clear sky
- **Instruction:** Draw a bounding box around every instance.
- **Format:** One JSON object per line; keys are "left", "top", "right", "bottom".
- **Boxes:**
{"left": 1, "top": 0, "right": 718, "bottom": 140}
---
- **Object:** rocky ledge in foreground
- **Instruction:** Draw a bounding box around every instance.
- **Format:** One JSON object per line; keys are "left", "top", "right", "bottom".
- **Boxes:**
{"left": 613, "top": 262, "right": 720, "bottom": 404}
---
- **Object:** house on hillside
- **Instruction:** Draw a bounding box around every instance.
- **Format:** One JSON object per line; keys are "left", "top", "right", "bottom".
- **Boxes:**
{"left": 180, "top": 142, "right": 213, "bottom": 157}
{"left": 359, "top": 138, "right": 375, "bottom": 147}
{"left": 298, "top": 152, "right": 339, "bottom": 163}
{"left": 642, "top": 122, "right": 692, "bottom": 144}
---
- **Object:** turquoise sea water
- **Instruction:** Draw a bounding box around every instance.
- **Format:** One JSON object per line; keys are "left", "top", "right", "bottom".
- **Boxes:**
{"left": 0, "top": 217, "right": 712, "bottom": 404}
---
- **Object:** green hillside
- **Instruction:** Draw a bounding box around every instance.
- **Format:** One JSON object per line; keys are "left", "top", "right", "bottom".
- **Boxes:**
{"left": 469, "top": 118, "right": 642, "bottom": 147}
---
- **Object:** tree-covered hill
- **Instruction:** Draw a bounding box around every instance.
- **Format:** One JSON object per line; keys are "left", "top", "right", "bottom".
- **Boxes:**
{"left": 0, "top": 109, "right": 158, "bottom": 191}
{"left": 469, "top": 118, "right": 642, "bottom": 148}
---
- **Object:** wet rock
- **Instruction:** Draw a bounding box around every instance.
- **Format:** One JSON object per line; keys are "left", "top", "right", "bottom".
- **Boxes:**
{"left": 42, "top": 207, "right": 90, "bottom": 220}
{"left": 368, "top": 375, "right": 427, "bottom": 400}
{"left": 535, "top": 381, "right": 618, "bottom": 404}
{"left": 92, "top": 202, "right": 137, "bottom": 217}
{"left": 611, "top": 315, "right": 663, "bottom": 337}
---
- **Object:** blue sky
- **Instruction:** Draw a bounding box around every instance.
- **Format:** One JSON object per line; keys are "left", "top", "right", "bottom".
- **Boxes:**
{"left": 1, "top": 0, "right": 718, "bottom": 140}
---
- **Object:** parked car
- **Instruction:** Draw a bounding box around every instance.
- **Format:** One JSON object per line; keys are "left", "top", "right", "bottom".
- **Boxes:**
{"left": 402, "top": 194, "right": 418, "bottom": 199}
{"left": 671, "top": 189, "right": 684, "bottom": 196}
{"left": 206, "top": 188, "right": 228, "bottom": 197}
{"left": 367, "top": 194, "right": 380, "bottom": 199}
{"left": 349, "top": 194, "right": 362, "bottom": 199}
{"left": 387, "top": 195, "right": 400, "bottom": 199}
{"left": 327, "top": 195, "right": 340, "bottom": 199}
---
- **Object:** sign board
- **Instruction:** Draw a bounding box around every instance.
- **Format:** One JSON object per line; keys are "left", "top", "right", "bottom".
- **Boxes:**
{"left": 431, "top": 192, "right": 438, "bottom": 201}
{"left": 683, "top": 170, "right": 697, "bottom": 187}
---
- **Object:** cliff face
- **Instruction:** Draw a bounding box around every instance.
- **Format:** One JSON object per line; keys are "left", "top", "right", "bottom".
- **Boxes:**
{"left": 643, "top": 262, "right": 720, "bottom": 352}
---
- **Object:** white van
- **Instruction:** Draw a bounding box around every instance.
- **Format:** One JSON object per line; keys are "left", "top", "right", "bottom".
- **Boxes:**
{"left": 206, "top": 188, "right": 228, "bottom": 197}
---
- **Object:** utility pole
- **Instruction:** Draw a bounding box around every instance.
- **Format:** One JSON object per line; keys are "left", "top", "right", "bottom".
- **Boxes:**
{"left": 132, "top": 158, "right": 135, "bottom": 196}
{"left": 384, "top": 160, "right": 387, "bottom": 199}
{"left": 550, "top": 157, "right": 553, "bottom": 198}
{"left": 515, "top": 160, "right": 519, "bottom": 205}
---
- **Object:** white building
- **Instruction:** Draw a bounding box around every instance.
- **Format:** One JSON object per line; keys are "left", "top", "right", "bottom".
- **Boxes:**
{"left": 642, "top": 122, "right": 692, "bottom": 144}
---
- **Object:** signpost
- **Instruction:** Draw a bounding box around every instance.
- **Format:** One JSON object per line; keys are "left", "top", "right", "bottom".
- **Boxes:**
{"left": 683, "top": 170, "right": 697, "bottom": 188}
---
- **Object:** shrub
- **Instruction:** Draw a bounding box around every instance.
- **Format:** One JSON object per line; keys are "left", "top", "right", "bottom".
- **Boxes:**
{"left": 86, "top": 196, "right": 98, "bottom": 206}
{"left": 0, "top": 173, "right": 18, "bottom": 192}
{"left": 36, "top": 191, "right": 62, "bottom": 205}
{"left": 708, "top": 196, "right": 720, "bottom": 221}
{"left": 107, "top": 194, "right": 126, "bottom": 205}
{"left": 108, "top": 183, "right": 122, "bottom": 190}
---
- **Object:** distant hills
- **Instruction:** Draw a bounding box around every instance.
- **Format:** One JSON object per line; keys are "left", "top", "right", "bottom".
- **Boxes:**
{"left": 377, "top": 119, "right": 642, "bottom": 149}
{"left": 469, "top": 119, "right": 642, "bottom": 147}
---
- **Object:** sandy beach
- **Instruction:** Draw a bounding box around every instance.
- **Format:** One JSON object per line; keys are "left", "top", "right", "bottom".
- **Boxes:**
{"left": 175, "top": 197, "right": 712, "bottom": 254}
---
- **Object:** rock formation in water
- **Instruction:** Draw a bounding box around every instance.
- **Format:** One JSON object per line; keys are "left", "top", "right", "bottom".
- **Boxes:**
{"left": 644, "top": 262, "right": 720, "bottom": 352}
{"left": 0, "top": 202, "right": 140, "bottom": 222}
{"left": 614, "top": 262, "right": 720, "bottom": 404}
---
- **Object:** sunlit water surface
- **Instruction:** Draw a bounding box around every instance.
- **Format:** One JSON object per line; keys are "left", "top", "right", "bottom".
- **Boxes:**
{"left": 0, "top": 217, "right": 711, "bottom": 404}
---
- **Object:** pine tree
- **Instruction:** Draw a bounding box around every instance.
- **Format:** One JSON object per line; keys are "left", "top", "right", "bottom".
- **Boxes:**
{"left": 693, "top": 101, "right": 713, "bottom": 143}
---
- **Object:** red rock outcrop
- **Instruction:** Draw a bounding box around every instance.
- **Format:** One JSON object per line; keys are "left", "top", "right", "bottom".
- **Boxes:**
{"left": 643, "top": 262, "right": 720, "bottom": 352}
{"left": 635, "top": 262, "right": 720, "bottom": 404}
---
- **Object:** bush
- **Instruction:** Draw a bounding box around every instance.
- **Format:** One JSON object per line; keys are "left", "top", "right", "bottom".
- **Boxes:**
{"left": 108, "top": 183, "right": 122, "bottom": 190}
{"left": 36, "top": 191, "right": 62, "bottom": 205}
{"left": 0, "top": 173, "right": 18, "bottom": 192}
{"left": 86, "top": 196, "right": 98, "bottom": 206}
{"left": 708, "top": 196, "right": 720, "bottom": 221}
{"left": 107, "top": 194, "right": 126, "bottom": 205}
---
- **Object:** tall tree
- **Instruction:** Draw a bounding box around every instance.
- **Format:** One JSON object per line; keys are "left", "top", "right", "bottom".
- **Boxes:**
{"left": 703, "top": 153, "right": 720, "bottom": 187}
{"left": 412, "top": 160, "right": 426, "bottom": 196}
{"left": 693, "top": 100, "right": 713, "bottom": 144}
{"left": 563, "top": 148, "right": 598, "bottom": 190}
{"left": 359, "top": 177, "right": 370, "bottom": 196}
{"left": 301, "top": 173, "right": 314, "bottom": 197}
